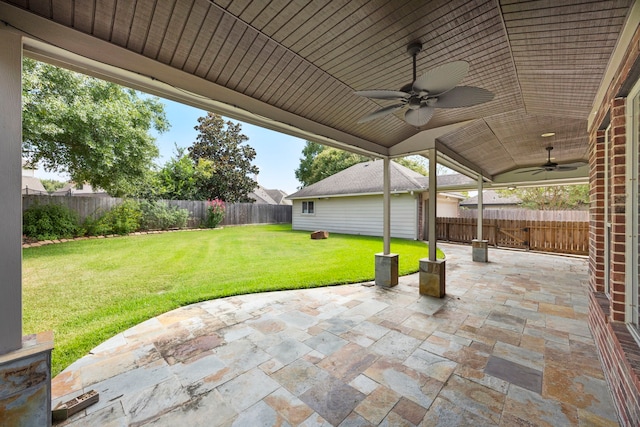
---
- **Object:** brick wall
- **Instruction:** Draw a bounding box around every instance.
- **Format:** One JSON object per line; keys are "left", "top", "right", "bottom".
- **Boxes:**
{"left": 590, "top": 293, "right": 640, "bottom": 426}
{"left": 576, "top": 10, "right": 640, "bottom": 427}
{"left": 588, "top": 93, "right": 640, "bottom": 427}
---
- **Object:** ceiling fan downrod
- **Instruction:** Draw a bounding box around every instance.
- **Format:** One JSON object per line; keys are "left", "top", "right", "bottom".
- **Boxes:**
{"left": 407, "top": 42, "right": 422, "bottom": 86}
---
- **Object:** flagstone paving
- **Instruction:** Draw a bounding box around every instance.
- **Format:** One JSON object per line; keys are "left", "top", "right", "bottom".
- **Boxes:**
{"left": 51, "top": 243, "right": 619, "bottom": 426}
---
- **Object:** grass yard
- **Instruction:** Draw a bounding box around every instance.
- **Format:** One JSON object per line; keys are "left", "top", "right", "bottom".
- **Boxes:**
{"left": 23, "top": 224, "right": 444, "bottom": 375}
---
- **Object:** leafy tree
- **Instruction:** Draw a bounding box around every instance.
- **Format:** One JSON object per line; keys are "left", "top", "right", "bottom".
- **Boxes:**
{"left": 187, "top": 113, "right": 259, "bottom": 202}
{"left": 295, "top": 141, "right": 428, "bottom": 187}
{"left": 306, "top": 148, "right": 369, "bottom": 186}
{"left": 153, "top": 147, "right": 215, "bottom": 200}
{"left": 397, "top": 156, "right": 428, "bottom": 176}
{"left": 40, "top": 179, "right": 65, "bottom": 193}
{"left": 22, "top": 59, "right": 169, "bottom": 197}
{"left": 498, "top": 184, "right": 589, "bottom": 210}
{"left": 295, "top": 141, "right": 326, "bottom": 187}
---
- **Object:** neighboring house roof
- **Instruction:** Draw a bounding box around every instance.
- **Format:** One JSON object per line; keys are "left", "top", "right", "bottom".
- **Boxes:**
{"left": 288, "top": 160, "right": 473, "bottom": 199}
{"left": 460, "top": 190, "right": 521, "bottom": 207}
{"left": 248, "top": 185, "right": 278, "bottom": 204}
{"left": 264, "top": 189, "right": 292, "bottom": 205}
{"left": 52, "top": 182, "right": 109, "bottom": 197}
{"left": 22, "top": 176, "right": 47, "bottom": 195}
{"left": 248, "top": 185, "right": 292, "bottom": 205}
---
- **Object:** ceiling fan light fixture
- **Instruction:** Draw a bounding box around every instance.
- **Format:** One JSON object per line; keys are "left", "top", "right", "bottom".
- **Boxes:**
{"left": 541, "top": 132, "right": 555, "bottom": 137}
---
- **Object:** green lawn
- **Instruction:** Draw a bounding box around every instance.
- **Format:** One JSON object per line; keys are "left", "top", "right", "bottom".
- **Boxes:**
{"left": 23, "top": 224, "right": 443, "bottom": 375}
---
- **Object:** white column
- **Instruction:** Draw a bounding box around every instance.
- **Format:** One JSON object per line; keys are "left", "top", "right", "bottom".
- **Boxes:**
{"left": 0, "top": 29, "right": 23, "bottom": 354}
{"left": 383, "top": 156, "right": 391, "bottom": 255}
{"left": 428, "top": 149, "right": 437, "bottom": 261}
{"left": 477, "top": 175, "right": 483, "bottom": 240}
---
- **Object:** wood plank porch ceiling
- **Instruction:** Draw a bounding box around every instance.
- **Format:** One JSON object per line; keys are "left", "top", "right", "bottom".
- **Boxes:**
{"left": 2, "top": 0, "right": 633, "bottom": 178}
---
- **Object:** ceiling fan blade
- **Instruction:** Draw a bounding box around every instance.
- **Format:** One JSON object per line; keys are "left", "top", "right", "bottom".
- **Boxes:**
{"left": 531, "top": 169, "right": 546, "bottom": 175}
{"left": 515, "top": 168, "right": 543, "bottom": 174}
{"left": 357, "top": 103, "right": 405, "bottom": 123}
{"left": 434, "top": 86, "right": 495, "bottom": 108}
{"left": 558, "top": 161, "right": 587, "bottom": 168}
{"left": 555, "top": 165, "right": 579, "bottom": 172}
{"left": 354, "top": 90, "right": 409, "bottom": 100}
{"left": 404, "top": 106, "right": 435, "bottom": 127}
{"left": 412, "top": 61, "right": 469, "bottom": 95}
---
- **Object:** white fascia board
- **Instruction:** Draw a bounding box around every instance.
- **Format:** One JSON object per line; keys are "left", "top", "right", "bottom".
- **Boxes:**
{"left": 388, "top": 121, "right": 471, "bottom": 155}
{"left": 434, "top": 143, "right": 492, "bottom": 180}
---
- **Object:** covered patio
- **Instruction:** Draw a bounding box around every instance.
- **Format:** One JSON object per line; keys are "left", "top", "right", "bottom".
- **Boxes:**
{"left": 1, "top": 1, "right": 640, "bottom": 425}
{"left": 50, "top": 244, "right": 617, "bottom": 426}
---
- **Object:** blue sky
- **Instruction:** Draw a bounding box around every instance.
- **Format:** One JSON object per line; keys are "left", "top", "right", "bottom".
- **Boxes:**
{"left": 36, "top": 97, "right": 308, "bottom": 194}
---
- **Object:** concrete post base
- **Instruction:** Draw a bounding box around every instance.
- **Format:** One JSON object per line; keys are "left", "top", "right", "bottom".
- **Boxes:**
{"left": 419, "top": 258, "right": 446, "bottom": 298}
{"left": 0, "top": 332, "right": 54, "bottom": 426}
{"left": 472, "top": 239, "right": 489, "bottom": 262}
{"left": 375, "top": 253, "right": 399, "bottom": 287}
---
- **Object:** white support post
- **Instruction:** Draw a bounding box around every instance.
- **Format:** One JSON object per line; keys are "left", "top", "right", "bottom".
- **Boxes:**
{"left": 383, "top": 156, "right": 391, "bottom": 255}
{"left": 0, "top": 29, "right": 23, "bottom": 354}
{"left": 472, "top": 174, "right": 489, "bottom": 262}
{"left": 0, "top": 29, "right": 55, "bottom": 427}
{"left": 419, "top": 148, "right": 445, "bottom": 297}
{"left": 477, "top": 175, "right": 483, "bottom": 240}
{"left": 428, "top": 149, "right": 437, "bottom": 261}
{"left": 375, "top": 157, "right": 398, "bottom": 287}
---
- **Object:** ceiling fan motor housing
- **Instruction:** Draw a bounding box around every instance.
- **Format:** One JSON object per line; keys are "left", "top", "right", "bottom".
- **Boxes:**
{"left": 407, "top": 41, "right": 423, "bottom": 57}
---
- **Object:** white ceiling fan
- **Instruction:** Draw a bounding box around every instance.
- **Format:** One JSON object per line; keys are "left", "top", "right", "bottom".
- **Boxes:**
{"left": 516, "top": 146, "right": 587, "bottom": 175}
{"left": 354, "top": 41, "right": 494, "bottom": 127}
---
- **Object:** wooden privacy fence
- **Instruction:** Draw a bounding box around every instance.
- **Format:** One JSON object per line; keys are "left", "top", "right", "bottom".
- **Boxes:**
{"left": 436, "top": 217, "right": 589, "bottom": 255}
{"left": 459, "top": 208, "right": 588, "bottom": 222}
{"left": 22, "top": 195, "right": 292, "bottom": 226}
{"left": 220, "top": 203, "right": 292, "bottom": 226}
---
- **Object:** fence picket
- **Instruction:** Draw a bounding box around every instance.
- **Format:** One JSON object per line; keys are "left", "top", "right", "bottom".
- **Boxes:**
{"left": 22, "top": 195, "right": 292, "bottom": 227}
{"left": 459, "top": 209, "right": 588, "bottom": 222}
{"left": 436, "top": 216, "right": 588, "bottom": 256}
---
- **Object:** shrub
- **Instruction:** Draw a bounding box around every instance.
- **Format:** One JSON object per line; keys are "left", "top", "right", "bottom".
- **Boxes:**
{"left": 23, "top": 203, "right": 79, "bottom": 240}
{"left": 81, "top": 214, "right": 110, "bottom": 237}
{"left": 139, "top": 200, "right": 188, "bottom": 230}
{"left": 85, "top": 200, "right": 142, "bottom": 236}
{"left": 205, "top": 199, "right": 225, "bottom": 228}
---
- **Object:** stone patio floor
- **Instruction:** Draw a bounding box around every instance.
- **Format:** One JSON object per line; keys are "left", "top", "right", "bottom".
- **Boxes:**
{"left": 51, "top": 243, "right": 619, "bottom": 426}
